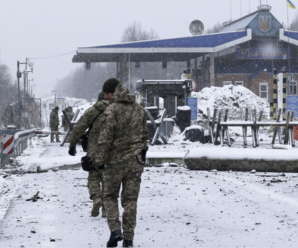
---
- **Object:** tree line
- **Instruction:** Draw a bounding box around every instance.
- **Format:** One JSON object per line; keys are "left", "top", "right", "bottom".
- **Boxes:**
{"left": 0, "top": 63, "right": 16, "bottom": 128}
{"left": 0, "top": 61, "right": 40, "bottom": 129}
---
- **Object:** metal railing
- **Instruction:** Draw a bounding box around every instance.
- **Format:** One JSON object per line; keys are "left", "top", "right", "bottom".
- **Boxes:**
{"left": 0, "top": 128, "right": 36, "bottom": 168}
{"left": 208, "top": 107, "right": 298, "bottom": 148}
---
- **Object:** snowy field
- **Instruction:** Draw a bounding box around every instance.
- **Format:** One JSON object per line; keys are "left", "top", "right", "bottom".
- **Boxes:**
{"left": 1, "top": 136, "right": 298, "bottom": 247}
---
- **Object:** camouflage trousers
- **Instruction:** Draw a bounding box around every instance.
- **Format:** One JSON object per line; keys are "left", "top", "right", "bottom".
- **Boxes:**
{"left": 103, "top": 156, "right": 143, "bottom": 240}
{"left": 87, "top": 170, "right": 103, "bottom": 202}
{"left": 50, "top": 126, "right": 59, "bottom": 142}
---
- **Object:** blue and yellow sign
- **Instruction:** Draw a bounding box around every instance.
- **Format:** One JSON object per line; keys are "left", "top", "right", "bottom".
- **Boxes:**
{"left": 236, "top": 48, "right": 290, "bottom": 59}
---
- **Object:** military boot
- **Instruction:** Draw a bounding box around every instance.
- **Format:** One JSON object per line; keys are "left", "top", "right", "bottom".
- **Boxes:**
{"left": 107, "top": 230, "right": 123, "bottom": 247}
{"left": 91, "top": 198, "right": 102, "bottom": 217}
{"left": 123, "top": 239, "right": 133, "bottom": 247}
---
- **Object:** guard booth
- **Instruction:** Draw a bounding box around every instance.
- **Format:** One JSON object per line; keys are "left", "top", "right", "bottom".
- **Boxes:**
{"left": 136, "top": 79, "right": 194, "bottom": 118}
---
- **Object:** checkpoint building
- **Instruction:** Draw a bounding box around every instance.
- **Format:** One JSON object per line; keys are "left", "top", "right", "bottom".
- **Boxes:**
{"left": 72, "top": 5, "right": 298, "bottom": 103}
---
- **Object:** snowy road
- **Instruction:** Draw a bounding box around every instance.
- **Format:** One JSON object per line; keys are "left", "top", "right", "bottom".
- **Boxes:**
{"left": 1, "top": 137, "right": 298, "bottom": 247}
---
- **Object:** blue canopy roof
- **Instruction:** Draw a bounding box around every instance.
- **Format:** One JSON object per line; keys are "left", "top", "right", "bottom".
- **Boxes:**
{"left": 280, "top": 29, "right": 298, "bottom": 46}
{"left": 88, "top": 30, "right": 250, "bottom": 49}
{"left": 75, "top": 29, "right": 252, "bottom": 59}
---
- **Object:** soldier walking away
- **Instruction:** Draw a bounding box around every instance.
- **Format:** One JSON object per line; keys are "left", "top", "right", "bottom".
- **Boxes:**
{"left": 68, "top": 92, "right": 109, "bottom": 218}
{"left": 49, "top": 106, "right": 60, "bottom": 143}
{"left": 94, "top": 78, "right": 149, "bottom": 247}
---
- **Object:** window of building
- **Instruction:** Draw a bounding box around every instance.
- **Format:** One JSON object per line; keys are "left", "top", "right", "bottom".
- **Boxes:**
{"left": 289, "top": 81, "right": 297, "bottom": 95}
{"left": 259, "top": 82, "right": 268, "bottom": 100}
{"left": 223, "top": 81, "right": 232, "bottom": 86}
{"left": 235, "top": 81, "right": 243, "bottom": 86}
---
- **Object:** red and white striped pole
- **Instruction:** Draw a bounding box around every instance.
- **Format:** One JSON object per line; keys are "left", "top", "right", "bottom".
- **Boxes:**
{"left": 3, "top": 135, "right": 14, "bottom": 155}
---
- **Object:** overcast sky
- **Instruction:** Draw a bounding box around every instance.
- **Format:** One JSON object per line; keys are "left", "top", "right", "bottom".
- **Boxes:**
{"left": 0, "top": 0, "right": 296, "bottom": 98}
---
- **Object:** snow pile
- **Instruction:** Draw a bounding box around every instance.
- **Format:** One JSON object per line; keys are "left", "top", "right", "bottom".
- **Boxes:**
{"left": 191, "top": 85, "right": 270, "bottom": 119}
{"left": 41, "top": 95, "right": 91, "bottom": 127}
{"left": 41, "top": 95, "right": 89, "bottom": 109}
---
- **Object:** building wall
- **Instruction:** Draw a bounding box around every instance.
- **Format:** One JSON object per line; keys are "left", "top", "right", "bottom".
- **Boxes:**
{"left": 192, "top": 8, "right": 298, "bottom": 102}
{"left": 210, "top": 72, "right": 275, "bottom": 102}
{"left": 198, "top": 54, "right": 298, "bottom": 102}
{"left": 215, "top": 74, "right": 251, "bottom": 88}
{"left": 251, "top": 71, "right": 273, "bottom": 102}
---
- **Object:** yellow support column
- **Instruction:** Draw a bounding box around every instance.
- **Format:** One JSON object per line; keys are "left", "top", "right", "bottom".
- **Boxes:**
{"left": 272, "top": 69, "right": 277, "bottom": 120}
{"left": 282, "top": 72, "right": 287, "bottom": 120}
{"left": 270, "top": 101, "right": 273, "bottom": 119}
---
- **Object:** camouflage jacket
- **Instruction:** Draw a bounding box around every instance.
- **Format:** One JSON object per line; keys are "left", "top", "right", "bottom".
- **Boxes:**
{"left": 69, "top": 100, "right": 109, "bottom": 165}
{"left": 49, "top": 109, "right": 59, "bottom": 128}
{"left": 94, "top": 83, "right": 149, "bottom": 165}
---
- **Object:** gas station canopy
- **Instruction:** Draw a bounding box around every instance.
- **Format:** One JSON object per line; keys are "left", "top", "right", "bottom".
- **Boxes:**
{"left": 72, "top": 29, "right": 252, "bottom": 63}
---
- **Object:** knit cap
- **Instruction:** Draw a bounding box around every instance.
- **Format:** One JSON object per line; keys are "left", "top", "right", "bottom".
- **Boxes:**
{"left": 102, "top": 78, "right": 120, "bottom": 93}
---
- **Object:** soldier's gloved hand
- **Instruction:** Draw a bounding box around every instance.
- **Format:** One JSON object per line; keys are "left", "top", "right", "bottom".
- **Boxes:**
{"left": 68, "top": 147, "right": 76, "bottom": 156}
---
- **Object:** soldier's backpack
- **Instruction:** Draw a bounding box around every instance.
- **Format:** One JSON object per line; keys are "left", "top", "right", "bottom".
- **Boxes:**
{"left": 80, "top": 111, "right": 102, "bottom": 152}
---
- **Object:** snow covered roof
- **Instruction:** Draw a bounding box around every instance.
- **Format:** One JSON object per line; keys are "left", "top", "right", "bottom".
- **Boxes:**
{"left": 221, "top": 13, "right": 258, "bottom": 33}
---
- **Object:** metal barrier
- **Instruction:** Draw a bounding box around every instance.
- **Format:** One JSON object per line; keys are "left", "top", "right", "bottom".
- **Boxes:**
{"left": 145, "top": 108, "right": 168, "bottom": 145}
{"left": 208, "top": 107, "right": 298, "bottom": 148}
{"left": 0, "top": 142, "right": 10, "bottom": 168}
{"left": 0, "top": 127, "right": 69, "bottom": 168}
{"left": 60, "top": 109, "right": 80, "bottom": 147}
{"left": 0, "top": 128, "right": 36, "bottom": 168}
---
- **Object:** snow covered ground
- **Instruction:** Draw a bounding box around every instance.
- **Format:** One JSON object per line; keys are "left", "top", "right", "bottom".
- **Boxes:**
{"left": 1, "top": 135, "right": 298, "bottom": 247}
{"left": 1, "top": 85, "right": 298, "bottom": 247}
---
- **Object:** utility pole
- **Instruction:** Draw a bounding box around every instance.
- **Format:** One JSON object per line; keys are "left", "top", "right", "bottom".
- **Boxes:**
{"left": 16, "top": 61, "right": 21, "bottom": 129}
{"left": 16, "top": 58, "right": 34, "bottom": 129}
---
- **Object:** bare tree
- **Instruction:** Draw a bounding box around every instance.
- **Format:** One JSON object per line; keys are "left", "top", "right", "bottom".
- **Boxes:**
{"left": 290, "top": 13, "right": 298, "bottom": 31}
{"left": 55, "top": 63, "right": 117, "bottom": 101}
{"left": 205, "top": 22, "right": 223, "bottom": 34}
{"left": 120, "top": 21, "right": 191, "bottom": 89}
{"left": 121, "top": 21, "right": 159, "bottom": 42}
{"left": 0, "top": 63, "right": 15, "bottom": 127}
{"left": 0, "top": 61, "right": 41, "bottom": 128}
